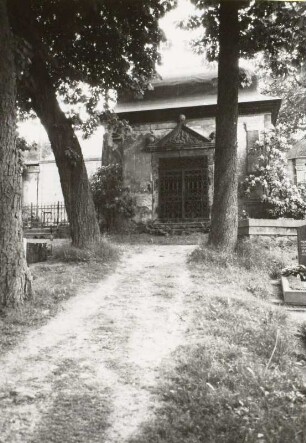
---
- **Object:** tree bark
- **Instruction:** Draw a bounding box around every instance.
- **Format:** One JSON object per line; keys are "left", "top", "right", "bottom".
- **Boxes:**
{"left": 25, "top": 55, "right": 100, "bottom": 247}
{"left": 209, "top": 1, "right": 240, "bottom": 251}
{"left": 0, "top": 0, "right": 32, "bottom": 306}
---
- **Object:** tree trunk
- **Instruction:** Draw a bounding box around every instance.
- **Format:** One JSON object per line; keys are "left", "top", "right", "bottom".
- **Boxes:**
{"left": 209, "top": 1, "right": 240, "bottom": 251}
{"left": 25, "top": 55, "right": 100, "bottom": 247}
{"left": 0, "top": 0, "right": 32, "bottom": 306}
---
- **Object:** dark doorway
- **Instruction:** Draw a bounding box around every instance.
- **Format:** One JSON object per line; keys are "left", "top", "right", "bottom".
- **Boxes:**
{"left": 159, "top": 157, "right": 209, "bottom": 221}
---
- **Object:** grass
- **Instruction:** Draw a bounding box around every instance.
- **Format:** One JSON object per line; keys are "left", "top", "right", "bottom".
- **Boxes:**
{"left": 129, "top": 237, "right": 306, "bottom": 443}
{"left": 190, "top": 237, "right": 296, "bottom": 276}
{"left": 189, "top": 237, "right": 297, "bottom": 299}
{"left": 109, "top": 232, "right": 203, "bottom": 245}
{"left": 52, "top": 237, "right": 119, "bottom": 263}
{"left": 0, "top": 238, "right": 120, "bottom": 354}
{"left": 32, "top": 359, "right": 111, "bottom": 443}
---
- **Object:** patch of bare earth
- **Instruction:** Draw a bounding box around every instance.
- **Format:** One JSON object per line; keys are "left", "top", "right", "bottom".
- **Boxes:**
{"left": 0, "top": 245, "right": 195, "bottom": 443}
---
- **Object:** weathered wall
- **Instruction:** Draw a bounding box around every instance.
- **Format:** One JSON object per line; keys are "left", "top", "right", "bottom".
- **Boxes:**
{"left": 22, "top": 165, "right": 39, "bottom": 206}
{"left": 122, "top": 134, "right": 152, "bottom": 221}
{"left": 295, "top": 158, "right": 306, "bottom": 185}
{"left": 122, "top": 118, "right": 216, "bottom": 221}
{"left": 121, "top": 112, "right": 271, "bottom": 221}
{"left": 22, "top": 158, "right": 102, "bottom": 206}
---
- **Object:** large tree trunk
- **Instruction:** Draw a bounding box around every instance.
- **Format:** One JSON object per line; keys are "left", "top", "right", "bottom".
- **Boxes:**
{"left": 0, "top": 0, "right": 32, "bottom": 306}
{"left": 209, "top": 1, "right": 240, "bottom": 252}
{"left": 25, "top": 55, "right": 100, "bottom": 247}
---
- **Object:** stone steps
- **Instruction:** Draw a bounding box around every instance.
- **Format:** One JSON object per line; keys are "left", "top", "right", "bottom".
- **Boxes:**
{"left": 147, "top": 220, "right": 210, "bottom": 235}
{"left": 24, "top": 225, "right": 70, "bottom": 239}
{"left": 24, "top": 227, "right": 53, "bottom": 239}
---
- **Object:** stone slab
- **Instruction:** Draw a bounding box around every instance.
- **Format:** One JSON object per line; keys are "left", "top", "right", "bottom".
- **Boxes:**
{"left": 281, "top": 276, "right": 306, "bottom": 305}
{"left": 238, "top": 218, "right": 306, "bottom": 237}
{"left": 26, "top": 241, "right": 49, "bottom": 264}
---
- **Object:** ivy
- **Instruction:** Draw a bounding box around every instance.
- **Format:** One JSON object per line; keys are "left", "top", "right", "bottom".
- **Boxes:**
{"left": 90, "top": 164, "right": 136, "bottom": 232}
{"left": 241, "top": 129, "right": 306, "bottom": 219}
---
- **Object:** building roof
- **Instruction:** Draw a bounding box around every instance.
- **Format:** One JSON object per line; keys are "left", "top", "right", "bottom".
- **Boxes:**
{"left": 115, "top": 71, "right": 281, "bottom": 125}
{"left": 287, "top": 137, "right": 306, "bottom": 159}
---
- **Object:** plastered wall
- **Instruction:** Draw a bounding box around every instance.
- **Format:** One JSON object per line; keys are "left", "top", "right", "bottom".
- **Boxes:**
{"left": 121, "top": 113, "right": 270, "bottom": 221}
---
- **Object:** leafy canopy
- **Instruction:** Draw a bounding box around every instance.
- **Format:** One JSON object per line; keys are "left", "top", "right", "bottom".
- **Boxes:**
{"left": 185, "top": 2, "right": 306, "bottom": 140}
{"left": 258, "top": 65, "right": 306, "bottom": 139}
{"left": 185, "top": 1, "right": 306, "bottom": 75}
{"left": 9, "top": 0, "right": 176, "bottom": 126}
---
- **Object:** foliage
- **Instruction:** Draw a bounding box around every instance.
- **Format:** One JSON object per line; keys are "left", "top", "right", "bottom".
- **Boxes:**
{"left": 8, "top": 1, "right": 176, "bottom": 247}
{"left": 257, "top": 62, "right": 306, "bottom": 139}
{"left": 185, "top": 1, "right": 306, "bottom": 140}
{"left": 184, "top": 1, "right": 306, "bottom": 75}
{"left": 282, "top": 264, "right": 306, "bottom": 280}
{"left": 52, "top": 238, "right": 119, "bottom": 263}
{"left": 182, "top": 1, "right": 306, "bottom": 251}
{"left": 9, "top": 0, "right": 176, "bottom": 133}
{"left": 101, "top": 111, "right": 134, "bottom": 141}
{"left": 90, "top": 164, "right": 136, "bottom": 232}
{"left": 16, "top": 136, "right": 37, "bottom": 153}
{"left": 241, "top": 129, "right": 306, "bottom": 219}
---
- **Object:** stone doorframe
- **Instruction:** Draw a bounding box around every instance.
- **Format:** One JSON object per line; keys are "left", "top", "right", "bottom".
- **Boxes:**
{"left": 142, "top": 117, "right": 214, "bottom": 221}
{"left": 151, "top": 149, "right": 214, "bottom": 221}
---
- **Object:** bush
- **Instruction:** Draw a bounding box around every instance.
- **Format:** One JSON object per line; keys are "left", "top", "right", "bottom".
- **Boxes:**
{"left": 90, "top": 164, "right": 136, "bottom": 232}
{"left": 241, "top": 128, "right": 306, "bottom": 219}
{"left": 52, "top": 239, "right": 119, "bottom": 263}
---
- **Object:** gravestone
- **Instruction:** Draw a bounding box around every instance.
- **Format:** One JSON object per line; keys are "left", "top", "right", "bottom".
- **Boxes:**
{"left": 26, "top": 240, "right": 48, "bottom": 264}
{"left": 297, "top": 225, "right": 306, "bottom": 266}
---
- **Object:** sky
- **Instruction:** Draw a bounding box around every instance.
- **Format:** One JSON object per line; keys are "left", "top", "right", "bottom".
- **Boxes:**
{"left": 18, "top": 0, "right": 204, "bottom": 150}
{"left": 158, "top": 0, "right": 206, "bottom": 77}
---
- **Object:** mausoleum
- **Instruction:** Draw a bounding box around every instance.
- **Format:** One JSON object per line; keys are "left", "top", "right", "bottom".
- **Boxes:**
{"left": 103, "top": 71, "right": 281, "bottom": 226}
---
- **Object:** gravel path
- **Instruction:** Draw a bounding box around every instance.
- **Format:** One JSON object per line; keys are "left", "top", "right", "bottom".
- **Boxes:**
{"left": 0, "top": 245, "right": 195, "bottom": 443}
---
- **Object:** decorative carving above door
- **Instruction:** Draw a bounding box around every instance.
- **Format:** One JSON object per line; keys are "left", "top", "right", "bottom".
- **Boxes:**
{"left": 144, "top": 118, "right": 214, "bottom": 153}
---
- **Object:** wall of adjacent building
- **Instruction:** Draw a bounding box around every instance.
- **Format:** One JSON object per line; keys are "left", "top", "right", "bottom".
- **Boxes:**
{"left": 22, "top": 127, "right": 104, "bottom": 207}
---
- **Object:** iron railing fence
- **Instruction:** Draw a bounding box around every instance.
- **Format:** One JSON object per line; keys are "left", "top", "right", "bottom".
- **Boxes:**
{"left": 22, "top": 202, "right": 69, "bottom": 228}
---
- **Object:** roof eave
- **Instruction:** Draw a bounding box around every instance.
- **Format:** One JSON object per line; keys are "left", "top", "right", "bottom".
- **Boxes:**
{"left": 116, "top": 98, "right": 282, "bottom": 126}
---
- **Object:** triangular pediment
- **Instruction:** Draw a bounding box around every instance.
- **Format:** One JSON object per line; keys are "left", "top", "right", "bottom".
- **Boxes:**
{"left": 146, "top": 122, "right": 214, "bottom": 152}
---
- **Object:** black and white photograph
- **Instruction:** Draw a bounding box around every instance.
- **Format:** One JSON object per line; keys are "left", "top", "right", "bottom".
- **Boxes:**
{"left": 1, "top": 0, "right": 306, "bottom": 441}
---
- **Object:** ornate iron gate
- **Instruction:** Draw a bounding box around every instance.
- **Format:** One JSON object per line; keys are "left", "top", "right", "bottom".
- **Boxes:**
{"left": 159, "top": 157, "right": 208, "bottom": 220}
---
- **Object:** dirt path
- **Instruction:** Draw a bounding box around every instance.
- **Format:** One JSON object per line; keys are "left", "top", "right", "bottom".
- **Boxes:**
{"left": 0, "top": 244, "right": 195, "bottom": 443}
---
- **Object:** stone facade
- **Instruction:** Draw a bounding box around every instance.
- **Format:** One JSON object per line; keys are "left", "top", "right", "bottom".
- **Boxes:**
{"left": 106, "top": 72, "right": 281, "bottom": 224}
{"left": 287, "top": 137, "right": 306, "bottom": 186}
{"left": 104, "top": 111, "right": 275, "bottom": 222}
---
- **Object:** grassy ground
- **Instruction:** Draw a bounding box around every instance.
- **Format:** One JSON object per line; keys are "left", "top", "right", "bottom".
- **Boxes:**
{"left": 2, "top": 234, "right": 306, "bottom": 442}
{"left": 31, "top": 359, "right": 111, "bottom": 443}
{"left": 109, "top": 232, "right": 203, "bottom": 245}
{"left": 129, "top": 237, "right": 306, "bottom": 443}
{"left": 0, "top": 238, "right": 119, "bottom": 355}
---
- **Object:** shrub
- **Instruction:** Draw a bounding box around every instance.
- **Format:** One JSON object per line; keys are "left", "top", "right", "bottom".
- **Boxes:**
{"left": 90, "top": 164, "right": 136, "bottom": 232}
{"left": 241, "top": 128, "right": 306, "bottom": 219}
{"left": 52, "top": 239, "right": 119, "bottom": 263}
